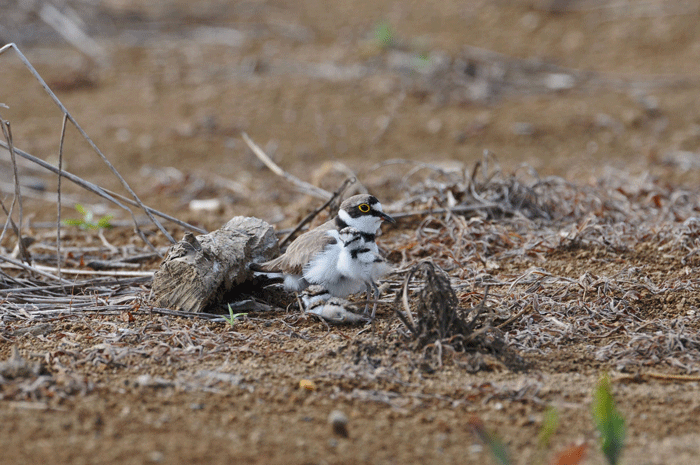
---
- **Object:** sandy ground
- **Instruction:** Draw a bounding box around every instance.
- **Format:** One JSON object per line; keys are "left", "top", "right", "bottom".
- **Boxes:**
{"left": 2, "top": 1, "right": 700, "bottom": 464}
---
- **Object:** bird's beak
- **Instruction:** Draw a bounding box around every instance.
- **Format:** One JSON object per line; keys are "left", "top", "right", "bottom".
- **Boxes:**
{"left": 378, "top": 211, "right": 396, "bottom": 223}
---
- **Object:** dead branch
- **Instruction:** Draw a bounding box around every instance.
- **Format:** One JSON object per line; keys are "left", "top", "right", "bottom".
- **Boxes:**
{"left": 0, "top": 116, "right": 29, "bottom": 264}
{"left": 0, "top": 141, "right": 205, "bottom": 234}
{"left": 0, "top": 43, "right": 176, "bottom": 246}
{"left": 151, "top": 217, "right": 279, "bottom": 313}
{"left": 279, "top": 176, "right": 356, "bottom": 248}
{"left": 56, "top": 114, "right": 67, "bottom": 281}
{"left": 241, "top": 132, "right": 331, "bottom": 200}
{"left": 38, "top": 4, "right": 107, "bottom": 64}
{"left": 645, "top": 372, "right": 700, "bottom": 382}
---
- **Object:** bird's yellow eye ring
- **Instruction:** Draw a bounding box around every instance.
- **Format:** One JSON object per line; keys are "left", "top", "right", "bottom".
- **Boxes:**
{"left": 358, "top": 203, "right": 370, "bottom": 213}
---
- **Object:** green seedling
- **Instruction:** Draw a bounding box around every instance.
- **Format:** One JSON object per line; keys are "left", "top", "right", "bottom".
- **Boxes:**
{"left": 592, "top": 374, "right": 626, "bottom": 465}
{"left": 223, "top": 304, "right": 247, "bottom": 327}
{"left": 537, "top": 406, "right": 559, "bottom": 449}
{"left": 469, "top": 417, "right": 512, "bottom": 465}
{"left": 416, "top": 51, "right": 430, "bottom": 66}
{"left": 533, "top": 405, "right": 560, "bottom": 465}
{"left": 374, "top": 21, "right": 395, "bottom": 49}
{"left": 63, "top": 204, "right": 113, "bottom": 230}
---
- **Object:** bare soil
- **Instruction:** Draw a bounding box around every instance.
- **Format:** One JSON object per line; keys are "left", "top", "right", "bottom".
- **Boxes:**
{"left": 3, "top": 1, "right": 700, "bottom": 464}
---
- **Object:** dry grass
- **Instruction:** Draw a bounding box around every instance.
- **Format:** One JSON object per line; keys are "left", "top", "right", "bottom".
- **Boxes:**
{"left": 375, "top": 154, "right": 700, "bottom": 377}
{"left": 3, "top": 39, "right": 700, "bottom": 464}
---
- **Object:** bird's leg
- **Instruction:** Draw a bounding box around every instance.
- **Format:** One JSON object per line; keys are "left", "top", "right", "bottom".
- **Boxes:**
{"left": 363, "top": 282, "right": 372, "bottom": 315}
{"left": 369, "top": 280, "right": 381, "bottom": 320}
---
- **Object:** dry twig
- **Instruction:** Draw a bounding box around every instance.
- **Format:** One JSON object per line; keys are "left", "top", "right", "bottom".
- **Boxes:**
{"left": 0, "top": 43, "right": 179, "bottom": 247}
{"left": 279, "top": 176, "right": 356, "bottom": 248}
{"left": 242, "top": 132, "right": 331, "bottom": 200}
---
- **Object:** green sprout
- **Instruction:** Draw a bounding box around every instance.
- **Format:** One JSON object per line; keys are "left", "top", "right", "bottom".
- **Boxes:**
{"left": 533, "top": 405, "right": 560, "bottom": 465}
{"left": 537, "top": 406, "right": 559, "bottom": 449}
{"left": 592, "top": 374, "right": 626, "bottom": 465}
{"left": 223, "top": 304, "right": 247, "bottom": 327}
{"left": 416, "top": 50, "right": 429, "bottom": 64}
{"left": 374, "top": 21, "right": 395, "bottom": 49}
{"left": 63, "top": 204, "right": 113, "bottom": 230}
{"left": 468, "top": 378, "right": 623, "bottom": 465}
{"left": 469, "top": 417, "right": 511, "bottom": 465}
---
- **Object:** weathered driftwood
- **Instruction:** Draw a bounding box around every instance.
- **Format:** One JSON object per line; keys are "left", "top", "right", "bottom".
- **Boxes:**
{"left": 150, "top": 216, "right": 279, "bottom": 313}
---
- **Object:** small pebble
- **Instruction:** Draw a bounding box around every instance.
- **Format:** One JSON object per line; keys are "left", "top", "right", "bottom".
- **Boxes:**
{"left": 328, "top": 409, "right": 349, "bottom": 437}
{"left": 175, "top": 122, "right": 194, "bottom": 138}
{"left": 520, "top": 12, "right": 540, "bottom": 31}
{"left": 545, "top": 73, "right": 574, "bottom": 90}
{"left": 426, "top": 118, "right": 443, "bottom": 134}
{"left": 147, "top": 451, "right": 164, "bottom": 463}
{"left": 638, "top": 95, "right": 660, "bottom": 115}
{"left": 594, "top": 113, "right": 616, "bottom": 129}
{"left": 512, "top": 122, "right": 534, "bottom": 136}
{"left": 299, "top": 379, "right": 317, "bottom": 391}
{"left": 116, "top": 127, "right": 131, "bottom": 143}
{"left": 188, "top": 198, "right": 222, "bottom": 213}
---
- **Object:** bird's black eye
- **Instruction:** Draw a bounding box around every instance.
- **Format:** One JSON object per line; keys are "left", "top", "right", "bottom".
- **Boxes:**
{"left": 358, "top": 203, "right": 370, "bottom": 213}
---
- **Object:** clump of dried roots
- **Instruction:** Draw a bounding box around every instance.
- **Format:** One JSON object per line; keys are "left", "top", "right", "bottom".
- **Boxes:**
{"left": 394, "top": 261, "right": 519, "bottom": 371}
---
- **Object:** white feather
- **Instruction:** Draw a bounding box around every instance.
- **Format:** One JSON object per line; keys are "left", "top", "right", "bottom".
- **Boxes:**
{"left": 283, "top": 274, "right": 307, "bottom": 292}
{"left": 324, "top": 275, "right": 365, "bottom": 297}
{"left": 336, "top": 228, "right": 391, "bottom": 286}
{"left": 303, "top": 230, "right": 343, "bottom": 286}
{"left": 337, "top": 209, "right": 352, "bottom": 226}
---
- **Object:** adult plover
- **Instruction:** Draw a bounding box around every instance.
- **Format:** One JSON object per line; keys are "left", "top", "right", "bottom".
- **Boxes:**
{"left": 335, "top": 226, "right": 392, "bottom": 318}
{"left": 254, "top": 194, "right": 395, "bottom": 299}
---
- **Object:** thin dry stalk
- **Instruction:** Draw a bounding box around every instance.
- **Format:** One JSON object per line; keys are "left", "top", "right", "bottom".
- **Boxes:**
{"left": 0, "top": 43, "right": 177, "bottom": 246}
{"left": 37, "top": 4, "right": 106, "bottom": 63}
{"left": 0, "top": 142, "right": 205, "bottom": 234}
{"left": 0, "top": 253, "right": 70, "bottom": 284}
{"left": 241, "top": 132, "right": 331, "bottom": 200}
{"left": 279, "top": 176, "right": 356, "bottom": 248}
{"left": 0, "top": 115, "right": 29, "bottom": 264}
{"left": 364, "top": 90, "right": 406, "bottom": 152}
{"left": 56, "top": 113, "right": 67, "bottom": 281}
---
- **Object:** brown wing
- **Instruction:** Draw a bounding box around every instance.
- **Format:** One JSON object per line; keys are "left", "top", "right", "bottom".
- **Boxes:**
{"left": 257, "top": 220, "right": 336, "bottom": 275}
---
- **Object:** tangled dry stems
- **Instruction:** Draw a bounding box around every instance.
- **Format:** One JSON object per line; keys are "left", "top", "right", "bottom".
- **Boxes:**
{"left": 2, "top": 41, "right": 697, "bottom": 380}
{"left": 381, "top": 155, "right": 700, "bottom": 374}
{"left": 393, "top": 261, "right": 511, "bottom": 370}
{"left": 2, "top": 132, "right": 700, "bottom": 389}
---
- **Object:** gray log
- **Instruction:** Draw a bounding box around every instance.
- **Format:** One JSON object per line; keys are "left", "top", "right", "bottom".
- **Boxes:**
{"left": 151, "top": 216, "right": 279, "bottom": 313}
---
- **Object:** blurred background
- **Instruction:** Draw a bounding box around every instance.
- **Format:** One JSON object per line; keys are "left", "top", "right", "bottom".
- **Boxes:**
{"left": 1, "top": 0, "right": 699, "bottom": 229}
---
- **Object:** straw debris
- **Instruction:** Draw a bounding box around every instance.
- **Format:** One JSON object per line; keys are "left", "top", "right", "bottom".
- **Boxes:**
{"left": 393, "top": 261, "right": 517, "bottom": 371}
